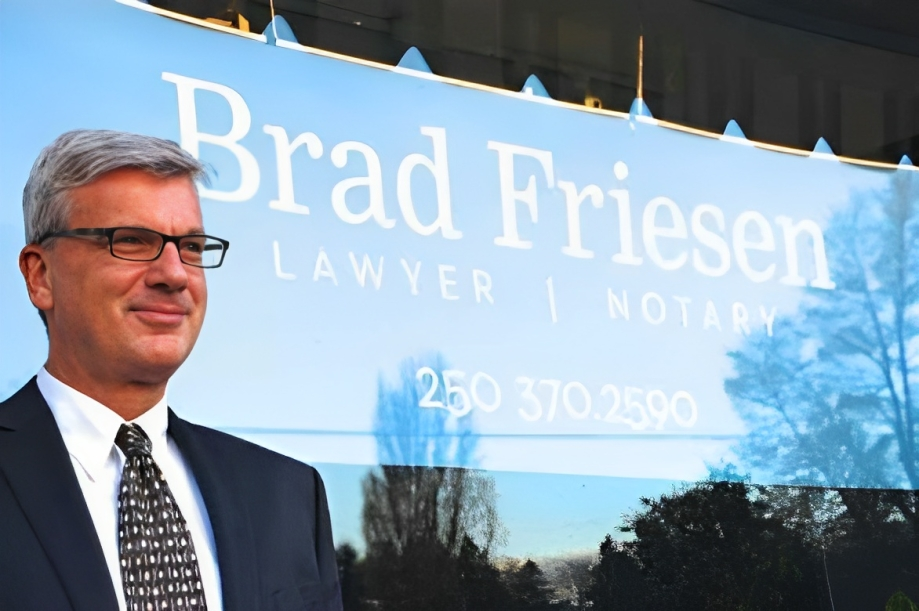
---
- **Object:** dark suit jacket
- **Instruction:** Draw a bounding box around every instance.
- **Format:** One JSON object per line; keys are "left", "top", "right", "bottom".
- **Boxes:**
{"left": 0, "top": 378, "right": 343, "bottom": 611}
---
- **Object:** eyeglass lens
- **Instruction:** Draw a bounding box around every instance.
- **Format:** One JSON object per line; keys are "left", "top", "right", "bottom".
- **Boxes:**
{"left": 111, "top": 228, "right": 224, "bottom": 267}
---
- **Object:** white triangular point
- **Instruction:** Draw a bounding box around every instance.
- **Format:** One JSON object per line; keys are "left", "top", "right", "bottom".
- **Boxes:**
{"left": 898, "top": 155, "right": 913, "bottom": 167}
{"left": 629, "top": 98, "right": 657, "bottom": 125}
{"left": 629, "top": 97, "right": 654, "bottom": 119}
{"left": 720, "top": 119, "right": 753, "bottom": 146}
{"left": 723, "top": 119, "right": 746, "bottom": 138}
{"left": 263, "top": 15, "right": 297, "bottom": 45}
{"left": 520, "top": 75, "right": 550, "bottom": 98}
{"left": 396, "top": 47, "right": 432, "bottom": 73}
{"left": 810, "top": 137, "right": 838, "bottom": 160}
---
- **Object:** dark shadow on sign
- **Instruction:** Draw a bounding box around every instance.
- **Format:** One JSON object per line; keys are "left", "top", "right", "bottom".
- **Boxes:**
{"left": 338, "top": 471, "right": 918, "bottom": 610}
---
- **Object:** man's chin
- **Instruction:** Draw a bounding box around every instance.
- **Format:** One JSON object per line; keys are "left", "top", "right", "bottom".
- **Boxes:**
{"left": 124, "top": 340, "right": 194, "bottom": 383}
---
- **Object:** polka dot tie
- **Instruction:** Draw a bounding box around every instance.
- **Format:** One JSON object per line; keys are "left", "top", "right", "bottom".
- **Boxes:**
{"left": 115, "top": 423, "right": 207, "bottom": 611}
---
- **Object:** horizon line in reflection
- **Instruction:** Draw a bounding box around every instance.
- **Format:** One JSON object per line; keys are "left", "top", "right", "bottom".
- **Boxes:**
{"left": 217, "top": 426, "right": 741, "bottom": 441}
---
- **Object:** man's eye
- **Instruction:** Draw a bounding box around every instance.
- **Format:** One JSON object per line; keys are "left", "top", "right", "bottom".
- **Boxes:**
{"left": 182, "top": 241, "right": 204, "bottom": 253}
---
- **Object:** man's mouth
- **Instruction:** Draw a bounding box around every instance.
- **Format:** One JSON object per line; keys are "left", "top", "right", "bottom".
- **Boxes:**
{"left": 130, "top": 304, "right": 189, "bottom": 326}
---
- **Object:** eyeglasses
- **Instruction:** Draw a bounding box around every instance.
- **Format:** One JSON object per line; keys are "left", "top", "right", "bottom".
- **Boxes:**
{"left": 37, "top": 227, "right": 230, "bottom": 268}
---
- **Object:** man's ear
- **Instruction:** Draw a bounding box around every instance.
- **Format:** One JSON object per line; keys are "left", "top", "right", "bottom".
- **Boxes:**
{"left": 19, "top": 244, "right": 54, "bottom": 314}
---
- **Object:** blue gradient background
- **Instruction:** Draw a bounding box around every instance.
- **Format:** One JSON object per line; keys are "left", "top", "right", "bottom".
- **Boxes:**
{"left": 1, "top": 0, "right": 909, "bottom": 556}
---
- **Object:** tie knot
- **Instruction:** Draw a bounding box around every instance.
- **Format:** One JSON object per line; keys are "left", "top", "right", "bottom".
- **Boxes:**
{"left": 115, "top": 423, "right": 152, "bottom": 458}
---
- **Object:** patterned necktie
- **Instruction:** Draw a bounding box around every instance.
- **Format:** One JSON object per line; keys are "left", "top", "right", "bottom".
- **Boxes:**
{"left": 115, "top": 423, "right": 207, "bottom": 611}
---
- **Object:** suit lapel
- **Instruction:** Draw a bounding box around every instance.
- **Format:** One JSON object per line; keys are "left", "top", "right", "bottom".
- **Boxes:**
{"left": 169, "top": 411, "right": 259, "bottom": 611}
{"left": 0, "top": 379, "right": 119, "bottom": 611}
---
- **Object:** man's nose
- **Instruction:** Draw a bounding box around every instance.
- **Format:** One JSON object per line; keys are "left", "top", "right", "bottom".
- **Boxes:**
{"left": 146, "top": 242, "right": 189, "bottom": 290}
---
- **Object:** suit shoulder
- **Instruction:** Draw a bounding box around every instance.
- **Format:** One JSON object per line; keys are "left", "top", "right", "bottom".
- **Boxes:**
{"left": 171, "top": 416, "right": 318, "bottom": 476}
{"left": 0, "top": 377, "right": 40, "bottom": 408}
{"left": 0, "top": 377, "right": 44, "bottom": 429}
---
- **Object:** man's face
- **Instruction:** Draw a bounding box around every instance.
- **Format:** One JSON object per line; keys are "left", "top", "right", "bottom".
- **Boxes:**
{"left": 28, "top": 168, "right": 208, "bottom": 386}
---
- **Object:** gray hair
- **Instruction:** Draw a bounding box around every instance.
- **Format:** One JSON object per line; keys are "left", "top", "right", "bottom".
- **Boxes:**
{"left": 23, "top": 129, "right": 207, "bottom": 244}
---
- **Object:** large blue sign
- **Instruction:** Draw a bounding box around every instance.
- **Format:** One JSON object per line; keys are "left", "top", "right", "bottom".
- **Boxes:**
{"left": 2, "top": 0, "right": 917, "bottom": 505}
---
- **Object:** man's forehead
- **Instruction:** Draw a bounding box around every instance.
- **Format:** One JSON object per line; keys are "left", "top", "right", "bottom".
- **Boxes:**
{"left": 68, "top": 169, "right": 203, "bottom": 228}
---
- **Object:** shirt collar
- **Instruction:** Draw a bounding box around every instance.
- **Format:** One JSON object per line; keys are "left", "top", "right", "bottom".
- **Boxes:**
{"left": 37, "top": 367, "right": 170, "bottom": 482}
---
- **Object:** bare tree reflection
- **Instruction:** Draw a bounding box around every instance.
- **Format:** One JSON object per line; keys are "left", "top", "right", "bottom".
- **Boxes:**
{"left": 726, "top": 170, "right": 919, "bottom": 489}
{"left": 357, "top": 354, "right": 509, "bottom": 610}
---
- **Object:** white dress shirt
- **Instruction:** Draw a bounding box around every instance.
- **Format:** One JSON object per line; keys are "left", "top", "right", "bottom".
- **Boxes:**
{"left": 37, "top": 367, "right": 224, "bottom": 611}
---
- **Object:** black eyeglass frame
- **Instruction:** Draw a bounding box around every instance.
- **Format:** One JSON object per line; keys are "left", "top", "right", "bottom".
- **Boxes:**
{"left": 36, "top": 227, "right": 230, "bottom": 269}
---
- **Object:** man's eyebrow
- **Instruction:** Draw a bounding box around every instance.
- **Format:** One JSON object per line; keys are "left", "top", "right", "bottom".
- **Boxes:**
{"left": 186, "top": 226, "right": 206, "bottom": 234}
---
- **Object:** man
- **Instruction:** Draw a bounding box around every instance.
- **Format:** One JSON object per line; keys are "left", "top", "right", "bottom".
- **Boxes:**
{"left": 0, "top": 130, "right": 343, "bottom": 611}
